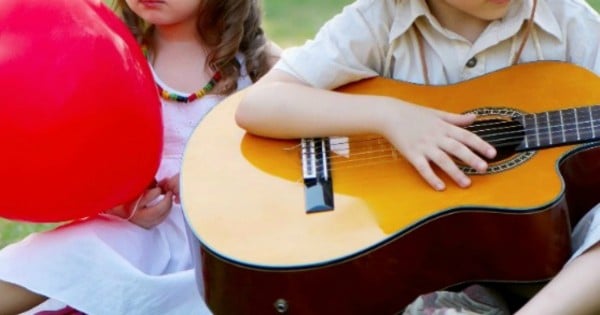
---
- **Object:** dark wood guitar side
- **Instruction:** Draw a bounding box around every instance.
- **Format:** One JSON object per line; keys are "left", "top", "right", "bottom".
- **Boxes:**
{"left": 182, "top": 61, "right": 600, "bottom": 314}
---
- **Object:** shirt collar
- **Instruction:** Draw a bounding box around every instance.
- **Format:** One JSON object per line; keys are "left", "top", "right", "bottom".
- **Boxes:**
{"left": 388, "top": 0, "right": 563, "bottom": 45}
{"left": 388, "top": 0, "right": 428, "bottom": 42}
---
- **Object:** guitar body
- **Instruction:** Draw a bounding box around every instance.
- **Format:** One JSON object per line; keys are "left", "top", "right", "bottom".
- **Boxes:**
{"left": 181, "top": 62, "right": 600, "bottom": 314}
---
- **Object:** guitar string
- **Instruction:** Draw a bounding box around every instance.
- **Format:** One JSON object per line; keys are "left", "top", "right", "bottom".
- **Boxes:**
{"left": 297, "top": 115, "right": 600, "bottom": 172}
{"left": 319, "top": 121, "right": 600, "bottom": 153}
{"left": 399, "top": 107, "right": 600, "bottom": 133}
{"left": 445, "top": 106, "right": 600, "bottom": 130}
{"left": 465, "top": 111, "right": 600, "bottom": 131}
{"left": 304, "top": 135, "right": 588, "bottom": 172}
{"left": 462, "top": 121, "right": 599, "bottom": 145}
{"left": 318, "top": 121, "right": 600, "bottom": 162}
{"left": 293, "top": 111, "right": 600, "bottom": 155}
{"left": 473, "top": 121, "right": 600, "bottom": 145}
{"left": 298, "top": 124, "right": 600, "bottom": 172}
{"left": 301, "top": 154, "right": 400, "bottom": 173}
{"left": 322, "top": 114, "right": 600, "bottom": 150}
{"left": 463, "top": 117, "right": 587, "bottom": 133}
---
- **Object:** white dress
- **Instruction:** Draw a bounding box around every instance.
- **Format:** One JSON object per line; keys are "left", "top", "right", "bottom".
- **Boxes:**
{"left": 0, "top": 62, "right": 252, "bottom": 315}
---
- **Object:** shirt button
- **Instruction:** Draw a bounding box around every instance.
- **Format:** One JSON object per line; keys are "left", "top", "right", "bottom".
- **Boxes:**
{"left": 466, "top": 57, "right": 477, "bottom": 68}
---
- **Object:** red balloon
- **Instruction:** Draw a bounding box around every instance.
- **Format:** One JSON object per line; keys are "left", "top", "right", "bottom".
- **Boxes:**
{"left": 0, "top": 0, "right": 163, "bottom": 222}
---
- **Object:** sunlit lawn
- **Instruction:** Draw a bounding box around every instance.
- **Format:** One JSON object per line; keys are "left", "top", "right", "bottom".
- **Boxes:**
{"left": 0, "top": 221, "right": 56, "bottom": 249}
{"left": 2, "top": 0, "right": 600, "bottom": 248}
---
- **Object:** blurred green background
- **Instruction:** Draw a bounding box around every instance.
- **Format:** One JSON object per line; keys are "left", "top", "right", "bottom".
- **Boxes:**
{"left": 1, "top": 0, "right": 600, "bottom": 248}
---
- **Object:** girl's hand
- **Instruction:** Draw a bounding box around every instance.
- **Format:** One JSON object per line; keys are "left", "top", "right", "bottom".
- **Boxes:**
{"left": 105, "top": 183, "right": 173, "bottom": 229}
{"left": 159, "top": 173, "right": 180, "bottom": 203}
{"left": 128, "top": 190, "right": 174, "bottom": 229}
{"left": 379, "top": 101, "right": 496, "bottom": 191}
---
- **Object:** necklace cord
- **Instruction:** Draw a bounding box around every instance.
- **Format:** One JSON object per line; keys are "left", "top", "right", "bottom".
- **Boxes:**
{"left": 512, "top": 0, "right": 538, "bottom": 65}
{"left": 141, "top": 45, "right": 222, "bottom": 103}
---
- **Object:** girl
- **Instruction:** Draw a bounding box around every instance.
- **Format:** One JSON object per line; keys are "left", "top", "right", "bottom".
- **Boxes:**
{"left": 0, "top": 0, "right": 278, "bottom": 314}
{"left": 236, "top": 0, "right": 600, "bottom": 314}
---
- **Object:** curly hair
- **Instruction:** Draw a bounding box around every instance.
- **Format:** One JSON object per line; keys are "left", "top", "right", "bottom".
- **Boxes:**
{"left": 113, "top": 0, "right": 271, "bottom": 94}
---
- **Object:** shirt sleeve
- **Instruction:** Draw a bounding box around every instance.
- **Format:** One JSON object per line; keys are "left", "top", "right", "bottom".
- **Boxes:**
{"left": 274, "top": 0, "right": 393, "bottom": 90}
{"left": 560, "top": 0, "right": 600, "bottom": 75}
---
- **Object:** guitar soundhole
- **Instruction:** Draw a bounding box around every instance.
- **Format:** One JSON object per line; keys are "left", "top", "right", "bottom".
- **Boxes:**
{"left": 472, "top": 118, "right": 524, "bottom": 161}
{"left": 459, "top": 107, "right": 536, "bottom": 175}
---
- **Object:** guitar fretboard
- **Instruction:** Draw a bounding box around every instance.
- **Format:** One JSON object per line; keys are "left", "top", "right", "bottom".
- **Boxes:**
{"left": 517, "top": 105, "right": 600, "bottom": 150}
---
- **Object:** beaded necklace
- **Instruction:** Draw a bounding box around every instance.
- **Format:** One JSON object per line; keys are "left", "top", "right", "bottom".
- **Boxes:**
{"left": 142, "top": 45, "right": 221, "bottom": 103}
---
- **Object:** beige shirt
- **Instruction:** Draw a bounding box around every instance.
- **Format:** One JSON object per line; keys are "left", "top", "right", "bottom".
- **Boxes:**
{"left": 276, "top": 0, "right": 600, "bottom": 89}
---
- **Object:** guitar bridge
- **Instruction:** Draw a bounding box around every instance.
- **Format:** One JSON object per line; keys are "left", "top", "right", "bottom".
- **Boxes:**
{"left": 301, "top": 138, "right": 334, "bottom": 213}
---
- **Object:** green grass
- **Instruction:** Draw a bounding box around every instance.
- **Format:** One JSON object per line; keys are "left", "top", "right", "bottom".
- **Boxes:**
{"left": 0, "top": 221, "right": 56, "bottom": 249}
{"left": 2, "top": 0, "right": 600, "bottom": 249}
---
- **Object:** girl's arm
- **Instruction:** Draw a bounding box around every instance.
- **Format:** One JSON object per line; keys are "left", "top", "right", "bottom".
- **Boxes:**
{"left": 236, "top": 69, "right": 496, "bottom": 191}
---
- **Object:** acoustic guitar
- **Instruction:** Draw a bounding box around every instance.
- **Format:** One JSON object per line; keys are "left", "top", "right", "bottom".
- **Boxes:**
{"left": 181, "top": 61, "right": 600, "bottom": 315}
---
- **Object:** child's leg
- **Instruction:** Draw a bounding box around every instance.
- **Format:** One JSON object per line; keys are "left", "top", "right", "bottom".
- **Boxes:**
{"left": 516, "top": 243, "right": 600, "bottom": 315}
{"left": 0, "top": 280, "right": 47, "bottom": 315}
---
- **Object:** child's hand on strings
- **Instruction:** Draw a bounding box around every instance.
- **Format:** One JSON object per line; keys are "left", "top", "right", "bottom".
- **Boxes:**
{"left": 379, "top": 102, "right": 496, "bottom": 191}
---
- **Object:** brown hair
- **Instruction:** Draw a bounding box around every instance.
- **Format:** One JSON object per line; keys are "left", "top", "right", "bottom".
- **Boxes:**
{"left": 113, "top": 0, "right": 271, "bottom": 94}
